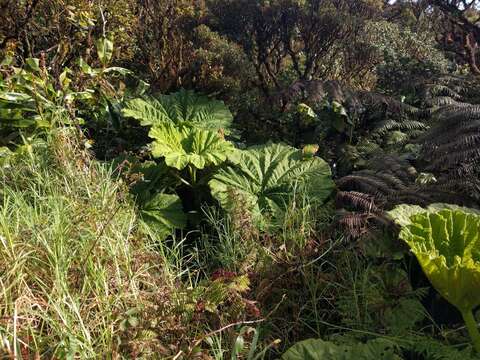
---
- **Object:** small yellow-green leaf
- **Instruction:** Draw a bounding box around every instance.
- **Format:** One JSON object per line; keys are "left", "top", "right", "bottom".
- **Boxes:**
{"left": 95, "top": 36, "right": 114, "bottom": 66}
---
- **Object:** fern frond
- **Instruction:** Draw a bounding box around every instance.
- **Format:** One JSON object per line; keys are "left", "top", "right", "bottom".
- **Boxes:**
{"left": 385, "top": 188, "right": 433, "bottom": 207}
{"left": 426, "top": 96, "right": 463, "bottom": 108}
{"left": 432, "top": 105, "right": 480, "bottom": 121}
{"left": 367, "top": 155, "right": 417, "bottom": 183}
{"left": 357, "top": 91, "right": 422, "bottom": 118}
{"left": 373, "top": 120, "right": 428, "bottom": 136}
{"left": 428, "top": 146, "right": 480, "bottom": 171}
{"left": 370, "top": 171, "right": 408, "bottom": 191}
{"left": 433, "top": 134, "right": 480, "bottom": 153}
{"left": 356, "top": 140, "right": 380, "bottom": 154}
{"left": 403, "top": 334, "right": 477, "bottom": 360}
{"left": 336, "top": 173, "right": 391, "bottom": 197}
{"left": 336, "top": 191, "right": 381, "bottom": 213}
{"left": 337, "top": 211, "right": 371, "bottom": 238}
{"left": 425, "top": 84, "right": 462, "bottom": 100}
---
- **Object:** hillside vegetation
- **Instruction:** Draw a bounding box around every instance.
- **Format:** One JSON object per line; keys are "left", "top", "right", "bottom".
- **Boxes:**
{"left": 1, "top": 1, "right": 480, "bottom": 359}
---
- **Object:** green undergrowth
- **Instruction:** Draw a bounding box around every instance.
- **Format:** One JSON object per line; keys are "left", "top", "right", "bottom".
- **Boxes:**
{"left": 0, "top": 128, "right": 476, "bottom": 360}
{"left": 0, "top": 128, "right": 328, "bottom": 359}
{"left": 0, "top": 128, "right": 343, "bottom": 358}
{"left": 0, "top": 129, "right": 194, "bottom": 358}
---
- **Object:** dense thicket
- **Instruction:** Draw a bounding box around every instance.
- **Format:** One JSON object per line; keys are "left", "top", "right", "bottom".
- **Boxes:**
{"left": 1, "top": 0, "right": 480, "bottom": 359}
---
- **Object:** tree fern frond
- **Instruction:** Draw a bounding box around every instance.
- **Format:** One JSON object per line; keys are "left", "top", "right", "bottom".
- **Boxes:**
{"left": 337, "top": 211, "right": 372, "bottom": 238}
{"left": 336, "top": 191, "right": 381, "bottom": 213}
{"left": 373, "top": 120, "right": 428, "bottom": 137}
{"left": 336, "top": 173, "right": 391, "bottom": 197}
{"left": 422, "top": 120, "right": 480, "bottom": 150}
{"left": 434, "top": 134, "right": 480, "bottom": 153}
{"left": 367, "top": 155, "right": 417, "bottom": 182}
{"left": 432, "top": 105, "right": 480, "bottom": 121}
{"left": 357, "top": 91, "right": 421, "bottom": 118}
{"left": 385, "top": 188, "right": 433, "bottom": 207}
{"left": 426, "top": 96, "right": 464, "bottom": 108}
{"left": 425, "top": 84, "right": 462, "bottom": 100}
{"left": 356, "top": 140, "right": 380, "bottom": 154}
{"left": 427, "top": 147, "right": 480, "bottom": 171}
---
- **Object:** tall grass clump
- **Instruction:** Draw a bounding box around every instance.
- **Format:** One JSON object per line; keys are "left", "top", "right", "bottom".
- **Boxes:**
{"left": 0, "top": 128, "right": 179, "bottom": 358}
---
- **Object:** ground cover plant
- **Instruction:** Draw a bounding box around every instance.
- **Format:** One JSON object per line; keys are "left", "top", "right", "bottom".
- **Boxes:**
{"left": 1, "top": 0, "right": 480, "bottom": 359}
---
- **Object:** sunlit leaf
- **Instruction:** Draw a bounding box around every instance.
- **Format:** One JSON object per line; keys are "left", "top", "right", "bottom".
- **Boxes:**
{"left": 209, "top": 143, "right": 334, "bottom": 228}
{"left": 123, "top": 89, "right": 233, "bottom": 132}
{"left": 95, "top": 36, "right": 114, "bottom": 66}
{"left": 389, "top": 204, "right": 480, "bottom": 312}
{"left": 149, "top": 122, "right": 236, "bottom": 171}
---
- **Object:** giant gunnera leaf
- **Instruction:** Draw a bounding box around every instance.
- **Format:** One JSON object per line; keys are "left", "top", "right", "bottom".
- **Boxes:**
{"left": 140, "top": 193, "right": 187, "bottom": 239}
{"left": 281, "top": 338, "right": 400, "bottom": 360}
{"left": 148, "top": 122, "right": 236, "bottom": 171}
{"left": 122, "top": 89, "right": 233, "bottom": 132}
{"left": 389, "top": 203, "right": 480, "bottom": 352}
{"left": 208, "top": 143, "right": 334, "bottom": 228}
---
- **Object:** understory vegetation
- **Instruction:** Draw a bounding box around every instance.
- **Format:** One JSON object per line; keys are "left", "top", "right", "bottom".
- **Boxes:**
{"left": 1, "top": 0, "right": 480, "bottom": 359}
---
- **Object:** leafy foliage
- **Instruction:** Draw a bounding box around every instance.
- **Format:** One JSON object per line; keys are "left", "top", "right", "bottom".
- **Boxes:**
{"left": 209, "top": 143, "right": 334, "bottom": 228}
{"left": 148, "top": 122, "right": 236, "bottom": 171}
{"left": 122, "top": 89, "right": 233, "bottom": 132}
{"left": 0, "top": 42, "right": 135, "bottom": 148}
{"left": 389, "top": 204, "right": 480, "bottom": 312}
{"left": 335, "top": 258, "right": 428, "bottom": 334}
{"left": 3, "top": 1, "right": 480, "bottom": 358}
{"left": 140, "top": 193, "right": 187, "bottom": 239}
{"left": 389, "top": 204, "right": 480, "bottom": 352}
{"left": 0, "top": 58, "right": 77, "bottom": 130}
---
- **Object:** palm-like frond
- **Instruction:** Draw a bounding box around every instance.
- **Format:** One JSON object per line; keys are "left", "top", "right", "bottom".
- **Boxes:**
{"left": 336, "top": 172, "right": 392, "bottom": 198}
{"left": 372, "top": 119, "right": 428, "bottom": 136}
{"left": 367, "top": 155, "right": 417, "bottom": 183}
{"left": 336, "top": 191, "right": 380, "bottom": 213}
{"left": 421, "top": 104, "right": 480, "bottom": 174}
{"left": 331, "top": 74, "right": 480, "bottom": 238}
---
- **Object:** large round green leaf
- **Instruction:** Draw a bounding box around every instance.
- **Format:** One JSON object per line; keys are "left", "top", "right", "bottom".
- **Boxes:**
{"left": 122, "top": 89, "right": 233, "bottom": 132}
{"left": 149, "top": 122, "right": 236, "bottom": 170}
{"left": 209, "top": 143, "right": 334, "bottom": 227}
{"left": 389, "top": 204, "right": 480, "bottom": 312}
